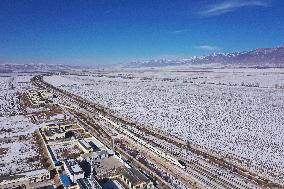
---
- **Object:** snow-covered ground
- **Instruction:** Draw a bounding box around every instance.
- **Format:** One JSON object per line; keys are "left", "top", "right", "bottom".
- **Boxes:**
{"left": 0, "top": 75, "right": 34, "bottom": 116}
{"left": 44, "top": 68, "right": 284, "bottom": 182}
{"left": 0, "top": 75, "right": 45, "bottom": 176}
{"left": 0, "top": 115, "right": 44, "bottom": 138}
{"left": 0, "top": 115, "right": 44, "bottom": 176}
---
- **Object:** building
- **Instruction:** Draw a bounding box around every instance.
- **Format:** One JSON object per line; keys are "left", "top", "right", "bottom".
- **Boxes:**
{"left": 118, "top": 168, "right": 153, "bottom": 189}
{"left": 46, "top": 145, "right": 61, "bottom": 167}
{"left": 44, "top": 128, "right": 66, "bottom": 141}
{"left": 93, "top": 150, "right": 108, "bottom": 161}
{"left": 0, "top": 169, "right": 50, "bottom": 189}
{"left": 101, "top": 179, "right": 124, "bottom": 189}
{"left": 46, "top": 121, "right": 78, "bottom": 130}
{"left": 39, "top": 90, "right": 54, "bottom": 100}
{"left": 58, "top": 174, "right": 78, "bottom": 189}
{"left": 0, "top": 175, "right": 29, "bottom": 189}
{"left": 24, "top": 169, "right": 50, "bottom": 184}
{"left": 26, "top": 90, "right": 54, "bottom": 107}
{"left": 42, "top": 120, "right": 83, "bottom": 141}
{"left": 63, "top": 159, "right": 85, "bottom": 183}
{"left": 77, "top": 178, "right": 102, "bottom": 189}
{"left": 78, "top": 140, "right": 93, "bottom": 154}
{"left": 88, "top": 139, "right": 114, "bottom": 158}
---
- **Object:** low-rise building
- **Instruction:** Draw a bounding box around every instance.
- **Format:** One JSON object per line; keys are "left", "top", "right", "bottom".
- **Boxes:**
{"left": 0, "top": 175, "right": 29, "bottom": 189}
{"left": 78, "top": 140, "right": 93, "bottom": 154}
{"left": 42, "top": 121, "right": 84, "bottom": 141}
{"left": 59, "top": 174, "right": 78, "bottom": 189}
{"left": 46, "top": 121, "right": 79, "bottom": 131}
{"left": 118, "top": 168, "right": 153, "bottom": 189}
{"left": 26, "top": 90, "right": 54, "bottom": 107}
{"left": 40, "top": 90, "right": 54, "bottom": 100}
{"left": 63, "top": 159, "right": 85, "bottom": 183}
{"left": 0, "top": 169, "right": 50, "bottom": 189}
{"left": 24, "top": 169, "right": 50, "bottom": 184}
{"left": 77, "top": 178, "right": 102, "bottom": 189}
{"left": 44, "top": 128, "right": 66, "bottom": 141}
{"left": 93, "top": 150, "right": 108, "bottom": 161}
{"left": 46, "top": 145, "right": 61, "bottom": 167}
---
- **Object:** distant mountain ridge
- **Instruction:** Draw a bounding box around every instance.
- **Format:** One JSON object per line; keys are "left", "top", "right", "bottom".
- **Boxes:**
{"left": 125, "top": 44, "right": 284, "bottom": 68}
{"left": 0, "top": 63, "right": 88, "bottom": 73}
{"left": 1, "top": 44, "right": 284, "bottom": 71}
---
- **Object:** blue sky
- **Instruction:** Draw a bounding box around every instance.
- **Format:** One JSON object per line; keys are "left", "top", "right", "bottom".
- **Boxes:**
{"left": 0, "top": 0, "right": 283, "bottom": 65}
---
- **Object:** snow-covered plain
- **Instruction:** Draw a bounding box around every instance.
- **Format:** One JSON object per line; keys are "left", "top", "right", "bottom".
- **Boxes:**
{"left": 44, "top": 68, "right": 284, "bottom": 182}
{"left": 0, "top": 75, "right": 34, "bottom": 116}
{"left": 0, "top": 115, "right": 44, "bottom": 176}
{"left": 0, "top": 75, "right": 44, "bottom": 176}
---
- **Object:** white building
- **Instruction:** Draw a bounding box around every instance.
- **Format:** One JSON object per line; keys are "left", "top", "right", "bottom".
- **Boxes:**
{"left": 63, "top": 159, "right": 84, "bottom": 183}
{"left": 0, "top": 168, "right": 50, "bottom": 189}
{"left": 78, "top": 140, "right": 93, "bottom": 154}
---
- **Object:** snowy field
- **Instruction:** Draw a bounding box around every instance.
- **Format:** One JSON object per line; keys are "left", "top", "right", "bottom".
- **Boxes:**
{"left": 0, "top": 75, "right": 34, "bottom": 116}
{"left": 44, "top": 68, "right": 284, "bottom": 182}
{"left": 0, "top": 115, "right": 44, "bottom": 176}
{"left": 0, "top": 75, "right": 45, "bottom": 176}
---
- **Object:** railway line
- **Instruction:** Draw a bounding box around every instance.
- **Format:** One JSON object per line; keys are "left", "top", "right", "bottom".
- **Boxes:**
{"left": 67, "top": 107, "right": 183, "bottom": 189}
{"left": 67, "top": 108, "right": 204, "bottom": 189}
{"left": 100, "top": 116, "right": 258, "bottom": 189}
{"left": 185, "top": 160, "right": 244, "bottom": 189}
{"left": 120, "top": 125, "right": 258, "bottom": 189}
{"left": 31, "top": 75, "right": 283, "bottom": 189}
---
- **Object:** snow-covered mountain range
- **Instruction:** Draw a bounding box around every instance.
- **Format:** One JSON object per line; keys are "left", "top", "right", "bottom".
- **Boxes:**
{"left": 1, "top": 44, "right": 284, "bottom": 71}
{"left": 124, "top": 44, "right": 284, "bottom": 68}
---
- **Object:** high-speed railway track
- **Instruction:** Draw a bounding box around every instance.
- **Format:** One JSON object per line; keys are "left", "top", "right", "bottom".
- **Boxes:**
{"left": 100, "top": 116, "right": 259, "bottom": 189}
{"left": 31, "top": 75, "right": 283, "bottom": 189}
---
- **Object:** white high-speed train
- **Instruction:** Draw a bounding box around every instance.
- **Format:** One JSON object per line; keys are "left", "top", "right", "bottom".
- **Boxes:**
{"left": 100, "top": 115, "right": 186, "bottom": 169}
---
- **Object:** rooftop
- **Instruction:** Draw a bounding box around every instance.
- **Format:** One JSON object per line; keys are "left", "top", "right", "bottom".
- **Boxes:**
{"left": 60, "top": 175, "right": 72, "bottom": 187}
{"left": 120, "top": 168, "right": 149, "bottom": 186}
{"left": 47, "top": 145, "right": 58, "bottom": 163}
{"left": 65, "top": 159, "right": 84, "bottom": 175}
{"left": 77, "top": 178, "right": 102, "bottom": 189}
{"left": 79, "top": 139, "right": 92, "bottom": 150}
{"left": 18, "top": 168, "right": 49, "bottom": 177}
{"left": 102, "top": 179, "right": 124, "bottom": 189}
